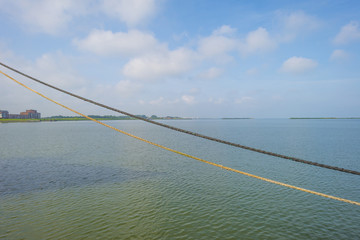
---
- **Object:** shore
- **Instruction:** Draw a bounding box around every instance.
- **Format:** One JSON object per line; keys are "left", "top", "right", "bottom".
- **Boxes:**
{"left": 0, "top": 116, "right": 190, "bottom": 123}
{"left": 0, "top": 119, "right": 41, "bottom": 123}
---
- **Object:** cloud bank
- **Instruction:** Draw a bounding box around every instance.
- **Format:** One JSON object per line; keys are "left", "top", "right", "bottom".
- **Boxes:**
{"left": 334, "top": 21, "right": 360, "bottom": 44}
{"left": 280, "top": 56, "right": 318, "bottom": 74}
{"left": 74, "top": 29, "right": 164, "bottom": 57}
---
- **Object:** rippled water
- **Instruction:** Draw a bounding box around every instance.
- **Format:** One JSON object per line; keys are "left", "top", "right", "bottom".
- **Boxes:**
{"left": 1, "top": 119, "right": 359, "bottom": 239}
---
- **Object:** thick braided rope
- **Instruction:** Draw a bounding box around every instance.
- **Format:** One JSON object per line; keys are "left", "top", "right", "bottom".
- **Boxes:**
{"left": 1, "top": 69, "right": 359, "bottom": 206}
{"left": 0, "top": 62, "right": 359, "bottom": 175}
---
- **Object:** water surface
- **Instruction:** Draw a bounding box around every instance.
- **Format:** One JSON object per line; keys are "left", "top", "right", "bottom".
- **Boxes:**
{"left": 1, "top": 119, "right": 359, "bottom": 239}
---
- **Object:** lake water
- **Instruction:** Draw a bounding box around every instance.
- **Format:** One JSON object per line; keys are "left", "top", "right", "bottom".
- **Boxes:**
{"left": 1, "top": 119, "right": 359, "bottom": 239}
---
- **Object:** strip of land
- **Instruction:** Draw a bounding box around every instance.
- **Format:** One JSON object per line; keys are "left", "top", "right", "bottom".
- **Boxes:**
{"left": 0, "top": 115, "right": 190, "bottom": 123}
{"left": 3, "top": 116, "right": 359, "bottom": 123}
{"left": 0, "top": 119, "right": 41, "bottom": 123}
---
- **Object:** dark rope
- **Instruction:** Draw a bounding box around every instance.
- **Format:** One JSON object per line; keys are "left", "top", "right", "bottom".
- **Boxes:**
{"left": 1, "top": 61, "right": 359, "bottom": 176}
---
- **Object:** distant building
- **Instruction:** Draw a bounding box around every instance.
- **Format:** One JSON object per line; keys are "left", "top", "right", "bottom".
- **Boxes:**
{"left": 0, "top": 110, "right": 9, "bottom": 119}
{"left": 9, "top": 114, "right": 21, "bottom": 119}
{"left": 20, "top": 110, "right": 41, "bottom": 119}
{"left": 0, "top": 109, "right": 41, "bottom": 119}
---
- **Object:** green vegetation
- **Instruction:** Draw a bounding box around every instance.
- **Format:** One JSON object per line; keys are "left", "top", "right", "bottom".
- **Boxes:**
{"left": 0, "top": 114, "right": 192, "bottom": 123}
{"left": 149, "top": 115, "right": 189, "bottom": 120}
{"left": 41, "top": 115, "right": 188, "bottom": 121}
{"left": 0, "top": 119, "right": 41, "bottom": 123}
{"left": 41, "top": 115, "right": 137, "bottom": 121}
{"left": 0, "top": 115, "right": 191, "bottom": 123}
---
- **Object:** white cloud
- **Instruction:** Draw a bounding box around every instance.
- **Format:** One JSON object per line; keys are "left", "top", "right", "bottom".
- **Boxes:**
{"left": 239, "top": 27, "right": 276, "bottom": 55}
{"left": 0, "top": 47, "right": 85, "bottom": 92}
{"left": 212, "top": 25, "right": 237, "bottom": 35}
{"left": 330, "top": 49, "right": 350, "bottom": 61}
{"left": 280, "top": 56, "right": 318, "bottom": 74}
{"left": 122, "top": 48, "right": 197, "bottom": 81}
{"left": 101, "top": 0, "right": 157, "bottom": 27}
{"left": 279, "top": 11, "right": 321, "bottom": 42}
{"left": 333, "top": 21, "right": 360, "bottom": 44}
{"left": 0, "top": 0, "right": 161, "bottom": 34}
{"left": 74, "top": 29, "right": 164, "bottom": 57}
{"left": 284, "top": 11, "right": 320, "bottom": 31}
{"left": 0, "top": 0, "right": 85, "bottom": 35}
{"left": 197, "top": 25, "right": 239, "bottom": 62}
{"left": 198, "top": 34, "right": 237, "bottom": 60}
{"left": 197, "top": 67, "right": 223, "bottom": 79}
{"left": 28, "top": 52, "right": 86, "bottom": 89}
{"left": 199, "top": 25, "right": 276, "bottom": 60}
{"left": 181, "top": 95, "right": 195, "bottom": 104}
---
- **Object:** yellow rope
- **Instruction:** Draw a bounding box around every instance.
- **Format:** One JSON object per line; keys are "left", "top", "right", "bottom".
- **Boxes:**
{"left": 1, "top": 69, "right": 359, "bottom": 206}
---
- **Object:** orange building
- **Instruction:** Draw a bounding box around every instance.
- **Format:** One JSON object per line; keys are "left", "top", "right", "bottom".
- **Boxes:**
{"left": 20, "top": 110, "right": 41, "bottom": 119}
{"left": 0, "top": 109, "right": 41, "bottom": 119}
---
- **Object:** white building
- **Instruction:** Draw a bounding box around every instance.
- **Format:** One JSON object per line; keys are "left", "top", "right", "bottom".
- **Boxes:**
{"left": 0, "top": 110, "right": 9, "bottom": 119}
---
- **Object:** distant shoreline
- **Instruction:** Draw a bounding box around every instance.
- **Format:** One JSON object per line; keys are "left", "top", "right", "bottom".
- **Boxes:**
{"left": 0, "top": 115, "right": 191, "bottom": 123}
{"left": 0, "top": 119, "right": 42, "bottom": 123}
{"left": 2, "top": 117, "right": 360, "bottom": 123}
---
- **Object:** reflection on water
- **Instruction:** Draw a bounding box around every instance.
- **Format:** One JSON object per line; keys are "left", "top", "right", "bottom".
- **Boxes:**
{"left": 0, "top": 157, "right": 158, "bottom": 195}
{"left": 1, "top": 119, "right": 360, "bottom": 239}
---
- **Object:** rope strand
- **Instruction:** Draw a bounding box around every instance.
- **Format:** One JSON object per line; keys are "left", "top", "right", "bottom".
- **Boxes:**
{"left": 1, "top": 62, "right": 360, "bottom": 176}
{"left": 1, "top": 69, "right": 359, "bottom": 206}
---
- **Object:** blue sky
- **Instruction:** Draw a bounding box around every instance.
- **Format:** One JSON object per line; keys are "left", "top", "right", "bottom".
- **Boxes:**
{"left": 0, "top": 0, "right": 359, "bottom": 118}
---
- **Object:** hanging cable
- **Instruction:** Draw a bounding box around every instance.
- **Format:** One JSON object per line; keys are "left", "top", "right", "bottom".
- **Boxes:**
{"left": 0, "top": 62, "right": 359, "bottom": 176}
{"left": 1, "top": 69, "right": 359, "bottom": 206}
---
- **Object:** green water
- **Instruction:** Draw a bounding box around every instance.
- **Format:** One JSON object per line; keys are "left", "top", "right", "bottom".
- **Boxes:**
{"left": 1, "top": 119, "right": 359, "bottom": 239}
